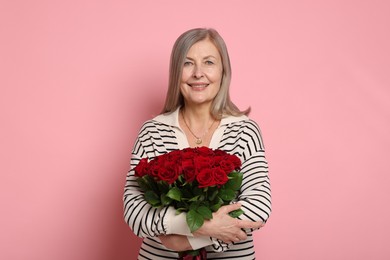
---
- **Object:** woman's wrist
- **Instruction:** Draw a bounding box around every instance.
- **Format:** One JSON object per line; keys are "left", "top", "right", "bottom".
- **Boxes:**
{"left": 193, "top": 219, "right": 212, "bottom": 237}
{"left": 159, "top": 234, "right": 192, "bottom": 251}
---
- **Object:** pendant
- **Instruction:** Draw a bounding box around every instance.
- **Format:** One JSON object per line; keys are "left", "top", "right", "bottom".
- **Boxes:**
{"left": 195, "top": 138, "right": 202, "bottom": 145}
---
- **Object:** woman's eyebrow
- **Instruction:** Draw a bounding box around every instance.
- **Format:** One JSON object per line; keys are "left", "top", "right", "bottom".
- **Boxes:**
{"left": 185, "top": 55, "right": 217, "bottom": 60}
{"left": 203, "top": 55, "right": 216, "bottom": 59}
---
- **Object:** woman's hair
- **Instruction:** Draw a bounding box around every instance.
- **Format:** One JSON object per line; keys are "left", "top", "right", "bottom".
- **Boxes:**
{"left": 161, "top": 28, "right": 250, "bottom": 119}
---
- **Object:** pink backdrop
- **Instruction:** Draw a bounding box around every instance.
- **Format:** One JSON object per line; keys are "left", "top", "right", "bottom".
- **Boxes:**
{"left": 1, "top": 1, "right": 389, "bottom": 259}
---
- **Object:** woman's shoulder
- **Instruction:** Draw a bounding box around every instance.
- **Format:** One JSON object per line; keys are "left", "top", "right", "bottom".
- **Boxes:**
{"left": 219, "top": 115, "right": 265, "bottom": 152}
{"left": 136, "top": 112, "right": 177, "bottom": 136}
{"left": 222, "top": 114, "right": 261, "bottom": 130}
{"left": 138, "top": 118, "right": 170, "bottom": 132}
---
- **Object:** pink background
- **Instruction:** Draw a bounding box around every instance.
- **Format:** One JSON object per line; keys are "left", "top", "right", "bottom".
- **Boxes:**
{"left": 1, "top": 0, "right": 389, "bottom": 259}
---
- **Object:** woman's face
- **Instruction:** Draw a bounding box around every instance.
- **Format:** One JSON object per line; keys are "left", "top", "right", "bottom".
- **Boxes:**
{"left": 180, "top": 39, "right": 223, "bottom": 108}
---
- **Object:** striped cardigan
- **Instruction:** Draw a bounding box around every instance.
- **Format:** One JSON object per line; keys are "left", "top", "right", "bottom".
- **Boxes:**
{"left": 124, "top": 108, "right": 271, "bottom": 259}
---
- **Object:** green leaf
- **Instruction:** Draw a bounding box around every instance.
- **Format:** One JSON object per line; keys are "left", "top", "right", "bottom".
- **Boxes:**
{"left": 145, "top": 176, "right": 159, "bottom": 193}
{"left": 212, "top": 196, "right": 224, "bottom": 205}
{"left": 186, "top": 209, "right": 204, "bottom": 232}
{"left": 166, "top": 187, "right": 182, "bottom": 201}
{"left": 208, "top": 189, "right": 219, "bottom": 201}
{"left": 210, "top": 203, "right": 222, "bottom": 212}
{"left": 189, "top": 201, "right": 200, "bottom": 211}
{"left": 161, "top": 193, "right": 173, "bottom": 206}
{"left": 176, "top": 208, "right": 187, "bottom": 214}
{"left": 193, "top": 186, "right": 203, "bottom": 196}
{"left": 176, "top": 201, "right": 189, "bottom": 210}
{"left": 157, "top": 181, "right": 170, "bottom": 193}
{"left": 224, "top": 171, "right": 243, "bottom": 191}
{"left": 137, "top": 175, "right": 154, "bottom": 191}
{"left": 181, "top": 189, "right": 193, "bottom": 200}
{"left": 188, "top": 195, "right": 200, "bottom": 202}
{"left": 197, "top": 206, "right": 213, "bottom": 220}
{"left": 144, "top": 190, "right": 160, "bottom": 207}
{"left": 228, "top": 208, "right": 244, "bottom": 218}
{"left": 218, "top": 188, "right": 236, "bottom": 201}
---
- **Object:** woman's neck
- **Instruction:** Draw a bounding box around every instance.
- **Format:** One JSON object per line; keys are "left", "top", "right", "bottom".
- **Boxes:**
{"left": 180, "top": 104, "right": 219, "bottom": 147}
{"left": 181, "top": 104, "right": 214, "bottom": 126}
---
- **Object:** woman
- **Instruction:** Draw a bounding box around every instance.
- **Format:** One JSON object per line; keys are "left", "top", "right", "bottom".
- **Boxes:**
{"left": 124, "top": 28, "right": 272, "bottom": 259}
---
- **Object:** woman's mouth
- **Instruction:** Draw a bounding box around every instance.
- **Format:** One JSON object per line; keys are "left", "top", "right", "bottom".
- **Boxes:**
{"left": 188, "top": 83, "right": 209, "bottom": 89}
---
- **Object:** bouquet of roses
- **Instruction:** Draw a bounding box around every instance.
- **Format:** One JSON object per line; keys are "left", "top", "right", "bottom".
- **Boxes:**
{"left": 134, "top": 146, "right": 244, "bottom": 259}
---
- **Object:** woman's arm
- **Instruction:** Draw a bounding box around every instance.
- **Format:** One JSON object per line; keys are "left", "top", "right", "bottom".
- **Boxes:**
{"left": 159, "top": 203, "right": 264, "bottom": 251}
{"left": 194, "top": 203, "right": 264, "bottom": 243}
{"left": 193, "top": 119, "right": 272, "bottom": 252}
{"left": 123, "top": 121, "right": 194, "bottom": 238}
{"left": 235, "top": 120, "right": 272, "bottom": 225}
{"left": 124, "top": 149, "right": 193, "bottom": 238}
{"left": 123, "top": 122, "right": 215, "bottom": 244}
{"left": 159, "top": 235, "right": 192, "bottom": 251}
{"left": 125, "top": 150, "right": 217, "bottom": 251}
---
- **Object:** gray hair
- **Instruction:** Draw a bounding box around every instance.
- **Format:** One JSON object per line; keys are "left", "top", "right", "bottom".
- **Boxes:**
{"left": 161, "top": 28, "right": 250, "bottom": 118}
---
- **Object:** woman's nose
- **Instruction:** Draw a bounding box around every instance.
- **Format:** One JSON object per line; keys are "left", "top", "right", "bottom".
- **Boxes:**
{"left": 193, "top": 65, "right": 204, "bottom": 78}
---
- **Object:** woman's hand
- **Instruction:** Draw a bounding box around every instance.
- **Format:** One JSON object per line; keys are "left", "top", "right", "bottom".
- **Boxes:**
{"left": 194, "top": 203, "right": 264, "bottom": 244}
{"left": 159, "top": 234, "right": 192, "bottom": 252}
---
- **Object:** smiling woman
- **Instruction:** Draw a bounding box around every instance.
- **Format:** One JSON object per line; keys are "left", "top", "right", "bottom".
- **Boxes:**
{"left": 123, "top": 28, "right": 272, "bottom": 260}
{"left": 180, "top": 39, "right": 223, "bottom": 110}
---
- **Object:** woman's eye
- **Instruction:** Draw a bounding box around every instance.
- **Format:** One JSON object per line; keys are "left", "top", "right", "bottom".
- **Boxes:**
{"left": 184, "top": 61, "right": 192, "bottom": 66}
{"left": 205, "top": 60, "right": 214, "bottom": 65}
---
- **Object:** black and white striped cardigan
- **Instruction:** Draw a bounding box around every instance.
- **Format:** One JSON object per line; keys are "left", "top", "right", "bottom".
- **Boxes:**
{"left": 124, "top": 108, "right": 271, "bottom": 260}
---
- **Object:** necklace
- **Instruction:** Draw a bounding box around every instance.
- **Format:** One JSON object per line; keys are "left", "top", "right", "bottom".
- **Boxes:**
{"left": 181, "top": 110, "right": 216, "bottom": 145}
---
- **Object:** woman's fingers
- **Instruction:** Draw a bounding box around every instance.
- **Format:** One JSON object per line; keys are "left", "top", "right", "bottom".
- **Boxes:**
{"left": 237, "top": 230, "right": 247, "bottom": 240}
{"left": 219, "top": 203, "right": 241, "bottom": 214}
{"left": 194, "top": 203, "right": 266, "bottom": 243}
{"left": 237, "top": 219, "right": 263, "bottom": 230}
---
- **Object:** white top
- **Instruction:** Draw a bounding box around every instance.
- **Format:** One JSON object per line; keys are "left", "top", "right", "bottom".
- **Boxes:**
{"left": 124, "top": 107, "right": 271, "bottom": 259}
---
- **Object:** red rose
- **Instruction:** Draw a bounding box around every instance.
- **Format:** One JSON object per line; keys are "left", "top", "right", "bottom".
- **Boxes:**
{"left": 197, "top": 146, "right": 215, "bottom": 156}
{"left": 194, "top": 155, "right": 212, "bottom": 172}
{"left": 209, "top": 155, "right": 222, "bottom": 167}
{"left": 219, "top": 159, "right": 235, "bottom": 174}
{"left": 214, "top": 149, "right": 228, "bottom": 156}
{"left": 157, "top": 161, "right": 180, "bottom": 184}
{"left": 181, "top": 148, "right": 196, "bottom": 159}
{"left": 166, "top": 150, "right": 182, "bottom": 163}
{"left": 228, "top": 154, "right": 242, "bottom": 170}
{"left": 182, "top": 159, "right": 196, "bottom": 183}
{"left": 134, "top": 158, "right": 148, "bottom": 177}
{"left": 147, "top": 160, "right": 160, "bottom": 177}
{"left": 213, "top": 167, "right": 229, "bottom": 186}
{"left": 196, "top": 168, "right": 216, "bottom": 188}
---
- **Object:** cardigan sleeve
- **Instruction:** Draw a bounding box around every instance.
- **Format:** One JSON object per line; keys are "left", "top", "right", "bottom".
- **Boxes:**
{"left": 123, "top": 121, "right": 214, "bottom": 249}
{"left": 236, "top": 120, "right": 272, "bottom": 224}
{"left": 123, "top": 135, "right": 192, "bottom": 238}
{"left": 210, "top": 119, "right": 272, "bottom": 252}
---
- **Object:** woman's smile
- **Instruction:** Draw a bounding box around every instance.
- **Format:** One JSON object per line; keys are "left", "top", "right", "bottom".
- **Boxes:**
{"left": 187, "top": 82, "right": 209, "bottom": 89}
{"left": 180, "top": 39, "right": 223, "bottom": 106}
